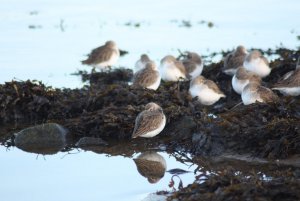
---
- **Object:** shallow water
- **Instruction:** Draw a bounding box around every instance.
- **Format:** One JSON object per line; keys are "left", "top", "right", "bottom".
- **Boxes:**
{"left": 0, "top": 0, "right": 299, "bottom": 88}
{"left": 0, "top": 146, "right": 197, "bottom": 201}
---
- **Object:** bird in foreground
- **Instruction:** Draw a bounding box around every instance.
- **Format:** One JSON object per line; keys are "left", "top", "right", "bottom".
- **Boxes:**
{"left": 132, "top": 62, "right": 161, "bottom": 90}
{"left": 223, "top": 45, "right": 248, "bottom": 76}
{"left": 81, "top": 40, "right": 120, "bottom": 70}
{"left": 272, "top": 68, "right": 300, "bottom": 96}
{"left": 159, "top": 55, "right": 186, "bottom": 81}
{"left": 242, "top": 82, "right": 279, "bottom": 105}
{"left": 132, "top": 102, "right": 166, "bottom": 138}
{"left": 133, "top": 151, "right": 167, "bottom": 184}
{"left": 243, "top": 50, "right": 271, "bottom": 78}
{"left": 189, "top": 75, "right": 226, "bottom": 105}
{"left": 134, "top": 54, "right": 152, "bottom": 72}
{"left": 232, "top": 66, "right": 262, "bottom": 94}
{"left": 181, "top": 51, "right": 203, "bottom": 80}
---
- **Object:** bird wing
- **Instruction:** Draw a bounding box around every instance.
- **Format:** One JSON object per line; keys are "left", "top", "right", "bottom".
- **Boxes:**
{"left": 223, "top": 53, "right": 233, "bottom": 69}
{"left": 133, "top": 69, "right": 159, "bottom": 88}
{"left": 174, "top": 61, "right": 187, "bottom": 75}
{"left": 273, "top": 69, "right": 300, "bottom": 88}
{"left": 182, "top": 60, "right": 197, "bottom": 74}
{"left": 257, "top": 86, "right": 279, "bottom": 103}
{"left": 204, "top": 80, "right": 225, "bottom": 95}
{"left": 132, "top": 110, "right": 164, "bottom": 138}
{"left": 82, "top": 46, "right": 115, "bottom": 65}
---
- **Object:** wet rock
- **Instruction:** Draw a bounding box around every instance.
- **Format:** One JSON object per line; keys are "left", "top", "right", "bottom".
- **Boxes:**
{"left": 14, "top": 123, "right": 67, "bottom": 155}
{"left": 192, "top": 131, "right": 224, "bottom": 157}
{"left": 76, "top": 137, "right": 108, "bottom": 148}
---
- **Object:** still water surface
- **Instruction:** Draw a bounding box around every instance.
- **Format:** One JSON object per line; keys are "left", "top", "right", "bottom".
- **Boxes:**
{"left": 1, "top": 146, "right": 196, "bottom": 201}
{"left": 0, "top": 0, "right": 299, "bottom": 88}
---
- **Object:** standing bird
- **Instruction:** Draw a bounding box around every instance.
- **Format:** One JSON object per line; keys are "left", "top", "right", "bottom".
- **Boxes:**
{"left": 134, "top": 54, "right": 152, "bottom": 72}
{"left": 159, "top": 55, "right": 186, "bottom": 81}
{"left": 132, "top": 102, "right": 166, "bottom": 138}
{"left": 81, "top": 40, "right": 120, "bottom": 70}
{"left": 272, "top": 68, "right": 300, "bottom": 96}
{"left": 181, "top": 51, "right": 203, "bottom": 80}
{"left": 189, "top": 75, "right": 226, "bottom": 105}
{"left": 132, "top": 62, "right": 161, "bottom": 90}
{"left": 223, "top": 45, "right": 248, "bottom": 76}
{"left": 242, "top": 82, "right": 279, "bottom": 105}
{"left": 243, "top": 50, "right": 271, "bottom": 78}
{"left": 232, "top": 66, "right": 262, "bottom": 94}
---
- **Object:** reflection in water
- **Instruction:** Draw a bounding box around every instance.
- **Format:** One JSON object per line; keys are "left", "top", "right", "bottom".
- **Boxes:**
{"left": 76, "top": 137, "right": 108, "bottom": 148}
{"left": 133, "top": 151, "right": 167, "bottom": 184}
{"left": 14, "top": 123, "right": 67, "bottom": 155}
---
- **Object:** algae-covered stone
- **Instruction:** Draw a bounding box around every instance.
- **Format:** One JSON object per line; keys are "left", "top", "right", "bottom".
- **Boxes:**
{"left": 76, "top": 137, "right": 108, "bottom": 148}
{"left": 14, "top": 123, "right": 67, "bottom": 155}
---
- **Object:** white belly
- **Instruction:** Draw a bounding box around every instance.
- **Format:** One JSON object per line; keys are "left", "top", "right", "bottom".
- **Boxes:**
{"left": 189, "top": 64, "right": 203, "bottom": 80}
{"left": 272, "top": 87, "right": 300, "bottom": 96}
{"left": 223, "top": 68, "right": 238, "bottom": 76}
{"left": 141, "top": 115, "right": 166, "bottom": 138}
{"left": 243, "top": 58, "right": 271, "bottom": 78}
{"left": 241, "top": 89, "right": 262, "bottom": 105}
{"left": 134, "top": 60, "right": 147, "bottom": 72}
{"left": 232, "top": 75, "right": 249, "bottom": 95}
{"left": 159, "top": 64, "right": 186, "bottom": 81}
{"left": 189, "top": 85, "right": 224, "bottom": 105}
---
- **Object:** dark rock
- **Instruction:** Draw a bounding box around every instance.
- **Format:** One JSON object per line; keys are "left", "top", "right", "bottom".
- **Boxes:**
{"left": 14, "top": 123, "right": 67, "bottom": 155}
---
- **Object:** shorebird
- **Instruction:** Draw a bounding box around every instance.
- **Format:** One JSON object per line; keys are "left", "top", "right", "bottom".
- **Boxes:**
{"left": 159, "top": 55, "right": 186, "bottom": 81}
{"left": 132, "top": 62, "right": 161, "bottom": 90}
{"left": 189, "top": 75, "right": 226, "bottom": 105}
{"left": 272, "top": 68, "right": 300, "bottom": 96}
{"left": 242, "top": 82, "right": 279, "bottom": 105}
{"left": 134, "top": 54, "right": 152, "bottom": 72}
{"left": 81, "top": 40, "right": 120, "bottom": 70}
{"left": 223, "top": 45, "right": 248, "bottom": 76}
{"left": 243, "top": 50, "right": 271, "bottom": 78}
{"left": 133, "top": 152, "right": 167, "bottom": 183}
{"left": 232, "top": 66, "right": 262, "bottom": 94}
{"left": 132, "top": 102, "right": 166, "bottom": 138}
{"left": 181, "top": 51, "right": 203, "bottom": 80}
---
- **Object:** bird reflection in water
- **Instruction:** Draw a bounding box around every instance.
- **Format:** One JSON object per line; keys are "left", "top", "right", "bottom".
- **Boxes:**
{"left": 133, "top": 151, "right": 167, "bottom": 184}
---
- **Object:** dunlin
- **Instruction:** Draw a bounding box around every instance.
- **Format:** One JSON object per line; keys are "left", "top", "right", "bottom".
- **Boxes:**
{"left": 159, "top": 55, "right": 186, "bottom": 81}
{"left": 272, "top": 68, "right": 300, "bottom": 96}
{"left": 81, "top": 40, "right": 120, "bottom": 70}
{"left": 133, "top": 151, "right": 167, "bottom": 183}
{"left": 232, "top": 66, "right": 262, "bottom": 94}
{"left": 277, "top": 56, "right": 300, "bottom": 81}
{"left": 132, "top": 62, "right": 161, "bottom": 90}
{"left": 242, "top": 82, "right": 279, "bottom": 105}
{"left": 132, "top": 102, "right": 166, "bottom": 138}
{"left": 181, "top": 51, "right": 203, "bottom": 79}
{"left": 223, "top": 45, "right": 248, "bottom": 76}
{"left": 134, "top": 54, "right": 152, "bottom": 72}
{"left": 243, "top": 50, "right": 271, "bottom": 78}
{"left": 189, "top": 75, "right": 226, "bottom": 105}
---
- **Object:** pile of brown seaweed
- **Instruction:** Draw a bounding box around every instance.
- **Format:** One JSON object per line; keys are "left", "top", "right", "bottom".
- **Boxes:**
{"left": 0, "top": 47, "right": 299, "bottom": 201}
{"left": 166, "top": 168, "right": 300, "bottom": 201}
{"left": 0, "top": 48, "right": 299, "bottom": 160}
